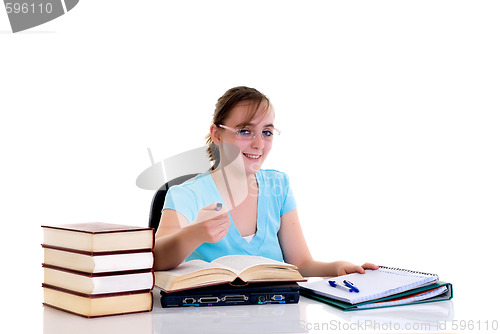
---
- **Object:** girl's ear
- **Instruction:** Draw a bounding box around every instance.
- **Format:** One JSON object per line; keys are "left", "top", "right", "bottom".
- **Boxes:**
{"left": 210, "top": 124, "right": 222, "bottom": 144}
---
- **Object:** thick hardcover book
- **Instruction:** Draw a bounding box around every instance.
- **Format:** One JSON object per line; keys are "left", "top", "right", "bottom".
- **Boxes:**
{"left": 43, "top": 264, "right": 154, "bottom": 295}
{"left": 42, "top": 285, "right": 153, "bottom": 318}
{"left": 42, "top": 245, "right": 154, "bottom": 274}
{"left": 41, "top": 223, "right": 154, "bottom": 253}
{"left": 155, "top": 255, "right": 305, "bottom": 292}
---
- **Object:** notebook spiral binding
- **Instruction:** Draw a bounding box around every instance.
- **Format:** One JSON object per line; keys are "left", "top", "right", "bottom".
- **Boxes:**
{"left": 378, "top": 265, "right": 438, "bottom": 278}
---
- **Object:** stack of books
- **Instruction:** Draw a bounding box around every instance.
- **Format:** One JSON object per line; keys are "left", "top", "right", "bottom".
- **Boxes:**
{"left": 41, "top": 222, "right": 155, "bottom": 318}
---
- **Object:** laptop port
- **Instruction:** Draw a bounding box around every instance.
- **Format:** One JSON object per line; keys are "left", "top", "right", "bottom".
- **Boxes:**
{"left": 198, "top": 297, "right": 220, "bottom": 304}
{"left": 182, "top": 298, "right": 197, "bottom": 304}
{"left": 222, "top": 295, "right": 248, "bottom": 302}
{"left": 271, "top": 294, "right": 285, "bottom": 301}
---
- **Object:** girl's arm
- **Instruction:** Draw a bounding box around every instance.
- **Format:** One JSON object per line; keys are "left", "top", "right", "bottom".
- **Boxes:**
{"left": 278, "top": 208, "right": 378, "bottom": 277}
{"left": 153, "top": 204, "right": 231, "bottom": 270}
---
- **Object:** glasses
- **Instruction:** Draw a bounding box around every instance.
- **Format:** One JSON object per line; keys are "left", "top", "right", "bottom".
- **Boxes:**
{"left": 217, "top": 124, "right": 280, "bottom": 141}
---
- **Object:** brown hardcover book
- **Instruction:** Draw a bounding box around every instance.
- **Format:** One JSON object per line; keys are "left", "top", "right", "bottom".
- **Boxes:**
{"left": 43, "top": 264, "right": 154, "bottom": 295}
{"left": 155, "top": 255, "right": 305, "bottom": 293}
{"left": 42, "top": 245, "right": 154, "bottom": 274}
{"left": 42, "top": 285, "right": 153, "bottom": 318}
{"left": 41, "top": 223, "right": 154, "bottom": 253}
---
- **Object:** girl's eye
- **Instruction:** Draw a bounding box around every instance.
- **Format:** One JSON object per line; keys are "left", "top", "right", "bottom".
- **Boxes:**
{"left": 262, "top": 130, "right": 273, "bottom": 137}
{"left": 237, "top": 129, "right": 252, "bottom": 137}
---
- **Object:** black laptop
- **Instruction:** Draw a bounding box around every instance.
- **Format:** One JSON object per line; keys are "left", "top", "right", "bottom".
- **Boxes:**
{"left": 160, "top": 282, "right": 300, "bottom": 307}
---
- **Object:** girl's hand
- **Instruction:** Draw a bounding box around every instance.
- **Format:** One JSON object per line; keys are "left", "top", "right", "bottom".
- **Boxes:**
{"left": 188, "top": 203, "right": 231, "bottom": 243}
{"left": 335, "top": 261, "right": 379, "bottom": 276}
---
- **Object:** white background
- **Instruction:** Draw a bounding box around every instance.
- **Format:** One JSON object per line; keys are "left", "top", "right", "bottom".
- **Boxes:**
{"left": 1, "top": 0, "right": 499, "bottom": 330}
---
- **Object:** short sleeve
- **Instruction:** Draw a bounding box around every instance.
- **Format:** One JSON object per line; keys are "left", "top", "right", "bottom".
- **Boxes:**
{"left": 280, "top": 173, "right": 297, "bottom": 216}
{"left": 163, "top": 185, "right": 198, "bottom": 223}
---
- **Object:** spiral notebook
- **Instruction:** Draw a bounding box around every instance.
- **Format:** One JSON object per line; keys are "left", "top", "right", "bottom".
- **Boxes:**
{"left": 299, "top": 266, "right": 452, "bottom": 310}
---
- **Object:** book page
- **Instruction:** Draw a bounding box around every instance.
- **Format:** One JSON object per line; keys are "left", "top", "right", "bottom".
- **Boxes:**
{"left": 212, "top": 255, "right": 289, "bottom": 274}
{"left": 161, "top": 260, "right": 229, "bottom": 277}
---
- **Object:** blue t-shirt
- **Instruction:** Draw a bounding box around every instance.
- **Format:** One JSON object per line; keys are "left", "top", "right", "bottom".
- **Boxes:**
{"left": 163, "top": 169, "right": 297, "bottom": 262}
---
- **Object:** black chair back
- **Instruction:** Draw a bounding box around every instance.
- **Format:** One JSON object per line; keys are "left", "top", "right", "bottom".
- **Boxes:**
{"left": 148, "top": 173, "right": 199, "bottom": 233}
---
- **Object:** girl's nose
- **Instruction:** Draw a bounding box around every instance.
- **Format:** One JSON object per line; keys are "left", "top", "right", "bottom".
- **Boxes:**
{"left": 251, "top": 133, "right": 265, "bottom": 149}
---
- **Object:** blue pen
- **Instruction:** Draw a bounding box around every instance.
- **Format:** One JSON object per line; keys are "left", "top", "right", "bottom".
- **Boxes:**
{"left": 343, "top": 280, "right": 360, "bottom": 293}
{"left": 328, "top": 280, "right": 354, "bottom": 292}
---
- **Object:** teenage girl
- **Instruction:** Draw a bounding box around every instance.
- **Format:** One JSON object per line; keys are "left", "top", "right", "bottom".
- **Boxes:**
{"left": 154, "top": 86, "right": 377, "bottom": 276}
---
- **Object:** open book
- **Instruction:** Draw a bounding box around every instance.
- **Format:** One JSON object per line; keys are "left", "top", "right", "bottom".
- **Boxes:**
{"left": 155, "top": 255, "right": 305, "bottom": 292}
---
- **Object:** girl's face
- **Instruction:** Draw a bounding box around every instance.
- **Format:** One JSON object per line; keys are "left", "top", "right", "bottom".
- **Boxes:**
{"left": 211, "top": 101, "right": 276, "bottom": 175}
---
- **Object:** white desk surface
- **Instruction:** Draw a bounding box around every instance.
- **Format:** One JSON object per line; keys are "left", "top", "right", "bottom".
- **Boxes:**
{"left": 42, "top": 286, "right": 462, "bottom": 334}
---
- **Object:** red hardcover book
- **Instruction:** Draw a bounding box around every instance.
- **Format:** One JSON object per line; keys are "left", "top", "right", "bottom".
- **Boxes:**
{"left": 41, "top": 222, "right": 154, "bottom": 253}
{"left": 42, "top": 284, "right": 153, "bottom": 318}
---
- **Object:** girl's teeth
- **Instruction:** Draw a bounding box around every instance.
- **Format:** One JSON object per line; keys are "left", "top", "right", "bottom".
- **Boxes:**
{"left": 244, "top": 154, "right": 260, "bottom": 159}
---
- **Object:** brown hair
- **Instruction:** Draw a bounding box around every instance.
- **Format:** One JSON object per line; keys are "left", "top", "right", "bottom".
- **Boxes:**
{"left": 206, "top": 86, "right": 271, "bottom": 169}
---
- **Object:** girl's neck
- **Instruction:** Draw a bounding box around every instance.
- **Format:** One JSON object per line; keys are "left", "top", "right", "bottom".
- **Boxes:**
{"left": 210, "top": 166, "right": 258, "bottom": 210}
